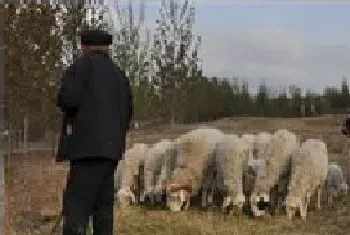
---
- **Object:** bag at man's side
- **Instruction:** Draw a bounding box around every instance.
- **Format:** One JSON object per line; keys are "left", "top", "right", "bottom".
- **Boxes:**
{"left": 56, "top": 109, "right": 77, "bottom": 162}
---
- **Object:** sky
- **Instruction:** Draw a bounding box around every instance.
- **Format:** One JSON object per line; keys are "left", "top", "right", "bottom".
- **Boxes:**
{"left": 107, "top": 1, "right": 350, "bottom": 93}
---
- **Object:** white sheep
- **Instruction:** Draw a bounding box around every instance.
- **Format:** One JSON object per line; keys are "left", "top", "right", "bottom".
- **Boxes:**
{"left": 254, "top": 132, "right": 272, "bottom": 159}
{"left": 166, "top": 127, "right": 224, "bottom": 212}
{"left": 326, "top": 162, "right": 348, "bottom": 204}
{"left": 285, "top": 139, "right": 328, "bottom": 220}
{"left": 116, "top": 143, "right": 149, "bottom": 206}
{"left": 142, "top": 139, "right": 174, "bottom": 204}
{"left": 215, "top": 134, "right": 250, "bottom": 214}
{"left": 203, "top": 133, "right": 243, "bottom": 210}
{"left": 250, "top": 129, "right": 299, "bottom": 217}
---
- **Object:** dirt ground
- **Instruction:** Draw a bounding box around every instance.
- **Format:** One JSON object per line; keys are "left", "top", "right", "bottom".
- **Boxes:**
{"left": 5, "top": 116, "right": 350, "bottom": 235}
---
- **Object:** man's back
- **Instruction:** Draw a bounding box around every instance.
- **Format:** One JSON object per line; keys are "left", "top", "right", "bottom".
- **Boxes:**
{"left": 58, "top": 50, "right": 132, "bottom": 161}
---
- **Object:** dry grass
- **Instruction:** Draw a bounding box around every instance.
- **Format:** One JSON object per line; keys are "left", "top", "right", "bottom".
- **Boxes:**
{"left": 5, "top": 116, "right": 350, "bottom": 235}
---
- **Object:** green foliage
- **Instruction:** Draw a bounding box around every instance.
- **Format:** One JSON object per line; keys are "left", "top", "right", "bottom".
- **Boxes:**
{"left": 4, "top": 4, "right": 61, "bottom": 132}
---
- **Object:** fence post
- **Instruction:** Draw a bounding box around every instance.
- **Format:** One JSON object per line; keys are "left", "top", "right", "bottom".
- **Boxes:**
{"left": 17, "top": 130, "right": 22, "bottom": 153}
{"left": 7, "top": 128, "right": 11, "bottom": 166}
{"left": 23, "top": 115, "right": 28, "bottom": 153}
{"left": 51, "top": 132, "right": 57, "bottom": 155}
{"left": 53, "top": 134, "right": 59, "bottom": 155}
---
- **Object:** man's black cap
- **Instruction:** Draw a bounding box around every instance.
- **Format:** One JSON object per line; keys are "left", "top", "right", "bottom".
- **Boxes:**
{"left": 80, "top": 29, "right": 113, "bottom": 46}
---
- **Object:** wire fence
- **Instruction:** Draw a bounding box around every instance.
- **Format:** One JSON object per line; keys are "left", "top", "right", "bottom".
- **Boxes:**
{"left": 3, "top": 115, "right": 60, "bottom": 162}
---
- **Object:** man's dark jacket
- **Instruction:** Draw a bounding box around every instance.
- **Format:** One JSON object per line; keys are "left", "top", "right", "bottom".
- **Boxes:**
{"left": 56, "top": 50, "right": 133, "bottom": 162}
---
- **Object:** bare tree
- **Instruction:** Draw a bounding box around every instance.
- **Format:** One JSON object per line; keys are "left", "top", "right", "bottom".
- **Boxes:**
{"left": 151, "top": 0, "right": 202, "bottom": 125}
{"left": 110, "top": 0, "right": 155, "bottom": 120}
{"left": 110, "top": 0, "right": 150, "bottom": 83}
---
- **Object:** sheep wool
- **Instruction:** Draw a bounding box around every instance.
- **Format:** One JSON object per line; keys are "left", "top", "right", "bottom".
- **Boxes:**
{"left": 251, "top": 129, "right": 298, "bottom": 217}
{"left": 215, "top": 134, "right": 250, "bottom": 213}
{"left": 254, "top": 132, "right": 272, "bottom": 159}
{"left": 326, "top": 163, "right": 348, "bottom": 204}
{"left": 167, "top": 127, "right": 224, "bottom": 212}
{"left": 142, "top": 139, "right": 174, "bottom": 204}
{"left": 153, "top": 138, "right": 179, "bottom": 202}
{"left": 117, "top": 143, "right": 149, "bottom": 205}
{"left": 285, "top": 139, "right": 328, "bottom": 220}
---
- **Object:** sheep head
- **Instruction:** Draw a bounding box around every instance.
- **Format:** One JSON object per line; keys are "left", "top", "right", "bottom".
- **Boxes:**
{"left": 285, "top": 195, "right": 303, "bottom": 220}
{"left": 117, "top": 188, "right": 136, "bottom": 207}
{"left": 250, "top": 176, "right": 271, "bottom": 217}
{"left": 222, "top": 193, "right": 245, "bottom": 215}
{"left": 166, "top": 181, "right": 192, "bottom": 212}
{"left": 340, "top": 183, "right": 348, "bottom": 196}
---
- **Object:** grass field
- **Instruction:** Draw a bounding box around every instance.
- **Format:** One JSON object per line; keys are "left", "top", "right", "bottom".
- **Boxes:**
{"left": 5, "top": 116, "right": 350, "bottom": 235}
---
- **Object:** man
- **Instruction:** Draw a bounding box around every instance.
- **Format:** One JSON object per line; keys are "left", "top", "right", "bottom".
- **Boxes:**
{"left": 341, "top": 116, "right": 350, "bottom": 137}
{"left": 56, "top": 29, "right": 133, "bottom": 235}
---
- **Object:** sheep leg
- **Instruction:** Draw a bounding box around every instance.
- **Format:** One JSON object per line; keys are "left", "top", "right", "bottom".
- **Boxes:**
{"left": 222, "top": 196, "right": 232, "bottom": 214}
{"left": 155, "top": 190, "right": 163, "bottom": 203}
{"left": 286, "top": 207, "right": 294, "bottom": 220}
{"left": 232, "top": 204, "right": 239, "bottom": 216}
{"left": 328, "top": 192, "right": 333, "bottom": 204}
{"left": 139, "top": 192, "right": 145, "bottom": 203}
{"left": 143, "top": 189, "right": 154, "bottom": 205}
{"left": 328, "top": 194, "right": 332, "bottom": 204}
{"left": 232, "top": 194, "right": 244, "bottom": 215}
{"left": 183, "top": 197, "right": 190, "bottom": 211}
{"left": 208, "top": 185, "right": 214, "bottom": 205}
{"left": 185, "top": 201, "right": 190, "bottom": 210}
{"left": 201, "top": 187, "right": 208, "bottom": 208}
{"left": 269, "top": 189, "right": 277, "bottom": 215}
{"left": 166, "top": 194, "right": 171, "bottom": 208}
{"left": 327, "top": 188, "right": 333, "bottom": 205}
{"left": 250, "top": 195, "right": 259, "bottom": 216}
{"left": 154, "top": 177, "right": 166, "bottom": 204}
{"left": 276, "top": 195, "right": 283, "bottom": 215}
{"left": 133, "top": 175, "right": 140, "bottom": 203}
{"left": 317, "top": 187, "right": 321, "bottom": 210}
{"left": 300, "top": 198, "right": 307, "bottom": 220}
{"left": 150, "top": 192, "right": 156, "bottom": 206}
{"left": 130, "top": 191, "right": 136, "bottom": 204}
{"left": 300, "top": 205, "right": 306, "bottom": 220}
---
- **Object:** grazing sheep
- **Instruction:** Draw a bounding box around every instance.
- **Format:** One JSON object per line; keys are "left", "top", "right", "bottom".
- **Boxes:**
{"left": 166, "top": 127, "right": 224, "bottom": 212}
{"left": 142, "top": 139, "right": 174, "bottom": 204}
{"left": 200, "top": 134, "right": 237, "bottom": 211}
{"left": 215, "top": 134, "right": 250, "bottom": 214}
{"left": 285, "top": 139, "right": 328, "bottom": 220}
{"left": 251, "top": 129, "right": 299, "bottom": 217}
{"left": 254, "top": 132, "right": 272, "bottom": 159}
{"left": 116, "top": 143, "right": 149, "bottom": 206}
{"left": 326, "top": 162, "right": 348, "bottom": 204}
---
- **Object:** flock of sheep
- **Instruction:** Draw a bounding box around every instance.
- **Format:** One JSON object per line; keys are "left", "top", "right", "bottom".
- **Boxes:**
{"left": 114, "top": 127, "right": 348, "bottom": 220}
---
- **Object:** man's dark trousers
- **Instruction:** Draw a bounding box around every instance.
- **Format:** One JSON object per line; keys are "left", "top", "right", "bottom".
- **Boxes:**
{"left": 62, "top": 158, "right": 115, "bottom": 235}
